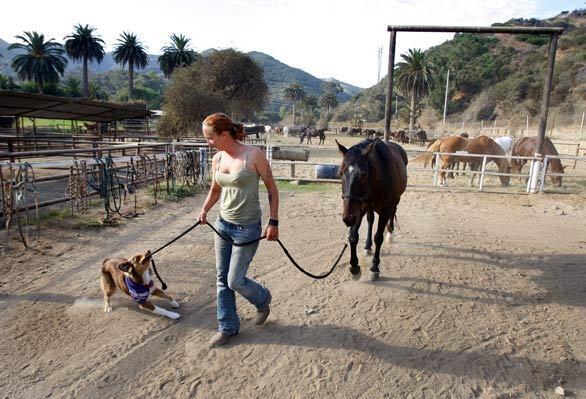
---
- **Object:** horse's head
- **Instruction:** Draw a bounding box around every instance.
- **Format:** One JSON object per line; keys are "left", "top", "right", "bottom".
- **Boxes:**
{"left": 498, "top": 159, "right": 511, "bottom": 186}
{"left": 337, "top": 140, "right": 376, "bottom": 226}
{"left": 550, "top": 163, "right": 565, "bottom": 187}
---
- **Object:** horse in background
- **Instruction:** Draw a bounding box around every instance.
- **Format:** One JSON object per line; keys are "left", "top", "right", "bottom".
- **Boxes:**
{"left": 336, "top": 138, "right": 408, "bottom": 281}
{"left": 494, "top": 136, "right": 514, "bottom": 154}
{"left": 300, "top": 128, "right": 327, "bottom": 145}
{"left": 412, "top": 135, "right": 469, "bottom": 185}
{"left": 84, "top": 122, "right": 99, "bottom": 133}
{"left": 416, "top": 130, "right": 427, "bottom": 147}
{"left": 317, "top": 128, "right": 326, "bottom": 145}
{"left": 463, "top": 136, "right": 511, "bottom": 187}
{"left": 511, "top": 136, "right": 565, "bottom": 187}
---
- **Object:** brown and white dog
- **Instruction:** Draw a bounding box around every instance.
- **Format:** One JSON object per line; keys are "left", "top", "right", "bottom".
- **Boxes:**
{"left": 100, "top": 250, "right": 180, "bottom": 319}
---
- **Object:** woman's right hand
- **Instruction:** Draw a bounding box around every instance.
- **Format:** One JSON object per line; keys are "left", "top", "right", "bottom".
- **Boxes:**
{"left": 198, "top": 209, "right": 207, "bottom": 223}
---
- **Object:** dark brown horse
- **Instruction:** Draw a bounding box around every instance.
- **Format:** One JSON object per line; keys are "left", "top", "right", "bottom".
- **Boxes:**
{"left": 511, "top": 136, "right": 564, "bottom": 186}
{"left": 415, "top": 130, "right": 427, "bottom": 147}
{"left": 337, "top": 138, "right": 408, "bottom": 281}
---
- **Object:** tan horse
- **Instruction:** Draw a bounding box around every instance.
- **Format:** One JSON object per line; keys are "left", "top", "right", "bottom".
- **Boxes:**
{"left": 463, "top": 136, "right": 511, "bottom": 187}
{"left": 413, "top": 135, "right": 510, "bottom": 186}
{"left": 413, "top": 135, "right": 469, "bottom": 185}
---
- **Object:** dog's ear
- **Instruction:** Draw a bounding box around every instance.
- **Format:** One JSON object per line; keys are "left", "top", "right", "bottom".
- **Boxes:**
{"left": 116, "top": 261, "right": 133, "bottom": 274}
{"left": 130, "top": 254, "right": 142, "bottom": 265}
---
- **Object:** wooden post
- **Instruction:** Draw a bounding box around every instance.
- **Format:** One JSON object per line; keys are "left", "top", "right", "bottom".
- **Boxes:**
{"left": 578, "top": 111, "right": 584, "bottom": 142}
{"left": 383, "top": 29, "right": 397, "bottom": 141}
{"left": 32, "top": 118, "right": 38, "bottom": 151}
{"left": 526, "top": 115, "right": 529, "bottom": 137}
{"left": 480, "top": 120, "right": 484, "bottom": 135}
{"left": 493, "top": 117, "right": 497, "bottom": 136}
{"left": 549, "top": 112, "right": 556, "bottom": 138}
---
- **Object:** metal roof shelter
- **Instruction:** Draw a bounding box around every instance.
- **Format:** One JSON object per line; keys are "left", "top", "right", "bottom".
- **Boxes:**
{"left": 0, "top": 90, "right": 153, "bottom": 121}
{"left": 383, "top": 25, "right": 565, "bottom": 193}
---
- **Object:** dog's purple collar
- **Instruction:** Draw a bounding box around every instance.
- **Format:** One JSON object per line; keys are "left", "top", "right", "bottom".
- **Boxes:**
{"left": 125, "top": 276, "right": 151, "bottom": 304}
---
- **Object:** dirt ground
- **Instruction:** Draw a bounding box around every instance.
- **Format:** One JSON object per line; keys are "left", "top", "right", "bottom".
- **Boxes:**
{"left": 1, "top": 141, "right": 585, "bottom": 399}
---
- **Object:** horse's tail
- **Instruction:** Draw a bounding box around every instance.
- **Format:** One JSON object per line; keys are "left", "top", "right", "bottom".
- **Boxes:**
{"left": 411, "top": 139, "right": 442, "bottom": 167}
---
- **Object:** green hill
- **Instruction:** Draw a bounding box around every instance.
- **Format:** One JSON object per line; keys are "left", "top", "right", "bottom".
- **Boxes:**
{"left": 0, "top": 40, "right": 362, "bottom": 116}
{"left": 247, "top": 51, "right": 361, "bottom": 113}
{"left": 332, "top": 9, "right": 586, "bottom": 129}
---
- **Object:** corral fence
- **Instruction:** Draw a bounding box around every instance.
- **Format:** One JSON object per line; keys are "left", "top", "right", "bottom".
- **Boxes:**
{"left": 264, "top": 145, "right": 586, "bottom": 194}
{"left": 0, "top": 143, "right": 211, "bottom": 250}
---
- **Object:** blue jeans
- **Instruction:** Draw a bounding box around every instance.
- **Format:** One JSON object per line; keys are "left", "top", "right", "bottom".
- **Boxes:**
{"left": 214, "top": 217, "right": 271, "bottom": 335}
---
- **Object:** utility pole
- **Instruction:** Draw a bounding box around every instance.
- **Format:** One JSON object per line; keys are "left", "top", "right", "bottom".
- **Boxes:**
{"left": 442, "top": 69, "right": 450, "bottom": 125}
{"left": 377, "top": 46, "right": 383, "bottom": 83}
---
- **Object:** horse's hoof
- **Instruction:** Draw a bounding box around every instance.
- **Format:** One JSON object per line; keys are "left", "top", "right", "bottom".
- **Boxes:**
{"left": 370, "top": 272, "right": 380, "bottom": 282}
{"left": 350, "top": 267, "right": 361, "bottom": 280}
{"left": 364, "top": 249, "right": 372, "bottom": 256}
{"left": 385, "top": 232, "right": 393, "bottom": 244}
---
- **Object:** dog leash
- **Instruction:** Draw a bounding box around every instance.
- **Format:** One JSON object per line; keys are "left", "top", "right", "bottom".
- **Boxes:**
{"left": 149, "top": 221, "right": 348, "bottom": 290}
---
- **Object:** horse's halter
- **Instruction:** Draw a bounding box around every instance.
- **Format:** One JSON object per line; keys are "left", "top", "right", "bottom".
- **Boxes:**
{"left": 341, "top": 163, "right": 373, "bottom": 203}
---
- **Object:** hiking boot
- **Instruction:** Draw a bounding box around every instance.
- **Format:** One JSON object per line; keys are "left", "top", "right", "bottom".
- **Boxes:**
{"left": 255, "top": 290, "right": 272, "bottom": 326}
{"left": 209, "top": 331, "right": 237, "bottom": 348}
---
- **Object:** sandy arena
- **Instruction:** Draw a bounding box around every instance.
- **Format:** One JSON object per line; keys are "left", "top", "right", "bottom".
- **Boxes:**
{"left": 0, "top": 139, "right": 585, "bottom": 398}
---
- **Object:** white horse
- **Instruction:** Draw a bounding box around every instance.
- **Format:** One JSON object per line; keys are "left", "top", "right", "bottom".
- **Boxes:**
{"left": 494, "top": 136, "right": 514, "bottom": 154}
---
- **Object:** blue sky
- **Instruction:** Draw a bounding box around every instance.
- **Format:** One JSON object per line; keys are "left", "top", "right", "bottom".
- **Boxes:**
{"left": 1, "top": 0, "right": 583, "bottom": 88}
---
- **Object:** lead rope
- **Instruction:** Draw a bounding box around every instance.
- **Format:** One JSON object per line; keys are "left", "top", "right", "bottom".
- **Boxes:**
{"left": 149, "top": 221, "right": 348, "bottom": 290}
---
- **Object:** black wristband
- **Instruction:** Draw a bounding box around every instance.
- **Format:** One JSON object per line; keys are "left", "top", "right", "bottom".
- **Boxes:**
{"left": 268, "top": 219, "right": 279, "bottom": 227}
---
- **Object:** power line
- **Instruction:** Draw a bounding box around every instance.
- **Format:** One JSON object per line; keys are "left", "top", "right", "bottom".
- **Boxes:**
{"left": 377, "top": 45, "right": 383, "bottom": 83}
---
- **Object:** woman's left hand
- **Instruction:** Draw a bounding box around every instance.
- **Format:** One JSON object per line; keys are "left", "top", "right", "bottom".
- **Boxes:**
{"left": 265, "top": 225, "right": 279, "bottom": 241}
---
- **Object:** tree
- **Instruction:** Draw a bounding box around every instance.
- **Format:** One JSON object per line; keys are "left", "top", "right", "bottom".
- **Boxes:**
{"left": 321, "top": 80, "right": 343, "bottom": 96}
{"left": 61, "top": 77, "right": 82, "bottom": 97}
{"left": 199, "top": 49, "right": 268, "bottom": 119}
{"left": 88, "top": 81, "right": 108, "bottom": 100}
{"left": 395, "top": 48, "right": 436, "bottom": 130}
{"left": 319, "top": 92, "right": 338, "bottom": 111}
{"left": 0, "top": 74, "right": 19, "bottom": 90}
{"left": 158, "top": 34, "right": 198, "bottom": 78}
{"left": 300, "top": 95, "right": 318, "bottom": 126}
{"left": 8, "top": 31, "right": 68, "bottom": 94}
{"left": 283, "top": 82, "right": 305, "bottom": 125}
{"left": 112, "top": 32, "right": 149, "bottom": 100}
{"left": 64, "top": 24, "right": 105, "bottom": 98}
{"left": 159, "top": 50, "right": 268, "bottom": 136}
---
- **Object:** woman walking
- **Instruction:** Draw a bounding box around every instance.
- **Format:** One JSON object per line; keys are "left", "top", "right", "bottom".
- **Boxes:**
{"left": 198, "top": 113, "right": 279, "bottom": 347}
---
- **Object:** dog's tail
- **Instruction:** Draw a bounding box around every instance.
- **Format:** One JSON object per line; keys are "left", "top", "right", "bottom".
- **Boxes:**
{"left": 101, "top": 259, "right": 115, "bottom": 292}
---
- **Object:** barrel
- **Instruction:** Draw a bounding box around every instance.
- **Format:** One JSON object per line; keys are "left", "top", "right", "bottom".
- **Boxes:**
{"left": 273, "top": 147, "right": 309, "bottom": 161}
{"left": 314, "top": 164, "right": 340, "bottom": 179}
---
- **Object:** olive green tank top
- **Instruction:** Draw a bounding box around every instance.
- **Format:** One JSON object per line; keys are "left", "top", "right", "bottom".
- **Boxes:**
{"left": 215, "top": 150, "right": 262, "bottom": 224}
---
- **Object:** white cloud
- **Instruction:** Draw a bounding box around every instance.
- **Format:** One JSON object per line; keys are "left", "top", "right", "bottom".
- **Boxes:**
{"left": 0, "top": 0, "right": 578, "bottom": 87}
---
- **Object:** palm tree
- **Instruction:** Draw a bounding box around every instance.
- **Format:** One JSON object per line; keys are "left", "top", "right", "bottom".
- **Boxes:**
{"left": 8, "top": 31, "right": 68, "bottom": 94}
{"left": 113, "top": 32, "right": 149, "bottom": 100}
{"left": 283, "top": 82, "right": 305, "bottom": 125}
{"left": 64, "top": 24, "right": 105, "bottom": 98}
{"left": 319, "top": 92, "right": 338, "bottom": 111}
{"left": 61, "top": 77, "right": 82, "bottom": 97}
{"left": 395, "top": 48, "right": 436, "bottom": 131}
{"left": 88, "top": 81, "right": 108, "bottom": 100}
{"left": 158, "top": 34, "right": 198, "bottom": 78}
{"left": 0, "top": 74, "right": 19, "bottom": 90}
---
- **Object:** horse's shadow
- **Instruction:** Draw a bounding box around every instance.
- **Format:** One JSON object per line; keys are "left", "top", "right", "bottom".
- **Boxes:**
{"left": 371, "top": 242, "right": 586, "bottom": 308}
{"left": 237, "top": 321, "right": 585, "bottom": 390}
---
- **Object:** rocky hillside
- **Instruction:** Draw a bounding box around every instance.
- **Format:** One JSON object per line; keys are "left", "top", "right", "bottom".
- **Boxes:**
{"left": 332, "top": 9, "right": 586, "bottom": 129}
